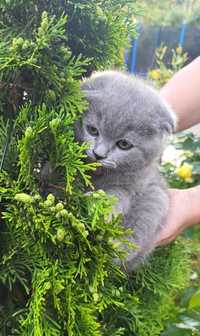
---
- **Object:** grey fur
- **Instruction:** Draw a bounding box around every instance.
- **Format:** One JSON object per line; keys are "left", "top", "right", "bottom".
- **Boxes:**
{"left": 77, "top": 70, "right": 175, "bottom": 271}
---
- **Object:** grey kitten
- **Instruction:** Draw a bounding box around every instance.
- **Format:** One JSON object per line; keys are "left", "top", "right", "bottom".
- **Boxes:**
{"left": 77, "top": 70, "right": 176, "bottom": 271}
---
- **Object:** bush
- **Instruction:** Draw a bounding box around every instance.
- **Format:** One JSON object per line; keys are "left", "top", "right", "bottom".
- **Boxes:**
{"left": 0, "top": 1, "right": 196, "bottom": 335}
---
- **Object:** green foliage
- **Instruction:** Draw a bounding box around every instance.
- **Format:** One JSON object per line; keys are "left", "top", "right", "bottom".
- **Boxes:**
{"left": 148, "top": 44, "right": 188, "bottom": 88}
{"left": 162, "top": 132, "right": 200, "bottom": 188}
{"left": 0, "top": 1, "right": 196, "bottom": 335}
{"left": 0, "top": 0, "right": 138, "bottom": 76}
{"left": 162, "top": 238, "right": 200, "bottom": 336}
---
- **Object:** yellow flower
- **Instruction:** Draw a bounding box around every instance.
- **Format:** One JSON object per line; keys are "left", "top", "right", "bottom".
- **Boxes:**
{"left": 175, "top": 163, "right": 193, "bottom": 183}
{"left": 176, "top": 46, "right": 182, "bottom": 54}
{"left": 149, "top": 69, "right": 161, "bottom": 79}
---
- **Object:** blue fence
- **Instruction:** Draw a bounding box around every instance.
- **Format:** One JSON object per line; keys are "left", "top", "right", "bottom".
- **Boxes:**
{"left": 126, "top": 23, "right": 190, "bottom": 74}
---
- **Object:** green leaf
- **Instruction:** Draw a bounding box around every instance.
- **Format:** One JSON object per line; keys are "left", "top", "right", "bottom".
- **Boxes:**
{"left": 188, "top": 290, "right": 200, "bottom": 310}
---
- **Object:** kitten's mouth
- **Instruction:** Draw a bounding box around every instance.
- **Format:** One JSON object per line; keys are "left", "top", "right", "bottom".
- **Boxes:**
{"left": 86, "top": 149, "right": 117, "bottom": 173}
{"left": 93, "top": 160, "right": 116, "bottom": 176}
{"left": 100, "top": 160, "right": 117, "bottom": 169}
{"left": 88, "top": 156, "right": 117, "bottom": 170}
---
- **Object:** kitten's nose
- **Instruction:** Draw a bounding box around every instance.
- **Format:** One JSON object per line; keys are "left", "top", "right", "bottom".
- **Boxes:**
{"left": 93, "top": 150, "right": 106, "bottom": 161}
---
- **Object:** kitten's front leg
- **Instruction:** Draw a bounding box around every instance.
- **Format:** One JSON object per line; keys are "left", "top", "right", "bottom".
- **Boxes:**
{"left": 123, "top": 187, "right": 169, "bottom": 271}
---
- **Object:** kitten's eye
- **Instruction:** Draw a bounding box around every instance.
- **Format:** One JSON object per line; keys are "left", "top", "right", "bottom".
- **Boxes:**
{"left": 86, "top": 125, "right": 99, "bottom": 137}
{"left": 116, "top": 139, "right": 133, "bottom": 150}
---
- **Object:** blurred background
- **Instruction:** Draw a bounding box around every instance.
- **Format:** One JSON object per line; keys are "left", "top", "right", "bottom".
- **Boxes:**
{"left": 125, "top": 0, "right": 200, "bottom": 136}
{"left": 125, "top": 0, "right": 200, "bottom": 75}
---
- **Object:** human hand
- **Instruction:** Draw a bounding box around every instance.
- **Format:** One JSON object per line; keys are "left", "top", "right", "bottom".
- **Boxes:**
{"left": 155, "top": 187, "right": 200, "bottom": 246}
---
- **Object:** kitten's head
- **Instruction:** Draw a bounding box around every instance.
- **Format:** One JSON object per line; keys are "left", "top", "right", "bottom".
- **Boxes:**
{"left": 79, "top": 71, "right": 176, "bottom": 171}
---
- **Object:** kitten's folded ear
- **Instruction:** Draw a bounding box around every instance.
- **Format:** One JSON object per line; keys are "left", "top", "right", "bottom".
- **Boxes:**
{"left": 159, "top": 98, "right": 177, "bottom": 134}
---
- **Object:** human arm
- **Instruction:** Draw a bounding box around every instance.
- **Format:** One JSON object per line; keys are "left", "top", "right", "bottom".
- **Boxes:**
{"left": 161, "top": 56, "right": 200, "bottom": 132}
{"left": 156, "top": 57, "right": 200, "bottom": 245}
{"left": 155, "top": 187, "right": 200, "bottom": 245}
